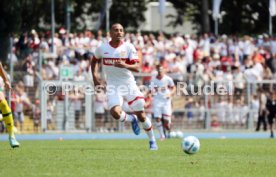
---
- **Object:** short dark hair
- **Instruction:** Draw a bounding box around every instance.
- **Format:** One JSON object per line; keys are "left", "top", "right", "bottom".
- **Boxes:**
{"left": 110, "top": 23, "right": 123, "bottom": 31}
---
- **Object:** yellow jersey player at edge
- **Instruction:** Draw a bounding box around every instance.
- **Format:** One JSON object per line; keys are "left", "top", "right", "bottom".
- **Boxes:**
{"left": 0, "top": 62, "right": 20, "bottom": 148}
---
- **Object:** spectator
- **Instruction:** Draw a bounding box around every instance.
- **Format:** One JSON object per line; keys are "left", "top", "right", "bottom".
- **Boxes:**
{"left": 168, "top": 56, "right": 185, "bottom": 84}
{"left": 94, "top": 88, "right": 107, "bottom": 131}
{"left": 198, "top": 100, "right": 206, "bottom": 122}
{"left": 32, "top": 99, "right": 40, "bottom": 132}
{"left": 46, "top": 100, "right": 54, "bottom": 130}
{"left": 22, "top": 54, "right": 35, "bottom": 89}
{"left": 256, "top": 89, "right": 267, "bottom": 131}
{"left": 244, "top": 58, "right": 264, "bottom": 82}
{"left": 225, "top": 97, "right": 233, "bottom": 127}
{"left": 141, "top": 62, "right": 153, "bottom": 86}
{"left": 266, "top": 92, "right": 276, "bottom": 138}
{"left": 70, "top": 92, "right": 84, "bottom": 129}
{"left": 14, "top": 82, "right": 30, "bottom": 131}
{"left": 240, "top": 99, "right": 249, "bottom": 127}
{"left": 232, "top": 99, "right": 242, "bottom": 125}
{"left": 185, "top": 98, "right": 194, "bottom": 123}
{"left": 214, "top": 97, "right": 226, "bottom": 126}
{"left": 250, "top": 94, "right": 260, "bottom": 123}
{"left": 232, "top": 66, "right": 245, "bottom": 96}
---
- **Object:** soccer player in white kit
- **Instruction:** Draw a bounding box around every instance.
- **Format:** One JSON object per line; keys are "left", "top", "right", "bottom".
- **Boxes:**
{"left": 151, "top": 64, "right": 176, "bottom": 140}
{"left": 91, "top": 23, "right": 158, "bottom": 150}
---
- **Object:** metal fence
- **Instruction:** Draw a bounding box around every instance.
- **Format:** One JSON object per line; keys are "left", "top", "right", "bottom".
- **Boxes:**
{"left": 1, "top": 69, "right": 275, "bottom": 134}
{"left": 38, "top": 78, "right": 275, "bottom": 133}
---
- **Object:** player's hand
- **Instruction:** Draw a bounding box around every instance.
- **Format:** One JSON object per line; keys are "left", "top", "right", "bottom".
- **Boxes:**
{"left": 93, "top": 78, "right": 101, "bottom": 87}
{"left": 4, "top": 81, "right": 12, "bottom": 90}
{"left": 93, "top": 75, "right": 105, "bottom": 87}
{"left": 166, "top": 93, "right": 172, "bottom": 99}
{"left": 114, "top": 59, "right": 126, "bottom": 68}
{"left": 93, "top": 78, "right": 106, "bottom": 91}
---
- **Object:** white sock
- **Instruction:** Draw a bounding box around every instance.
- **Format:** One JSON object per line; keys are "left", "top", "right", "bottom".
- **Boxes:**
{"left": 142, "top": 117, "right": 156, "bottom": 141}
{"left": 119, "top": 111, "right": 134, "bottom": 122}
{"left": 156, "top": 121, "right": 165, "bottom": 138}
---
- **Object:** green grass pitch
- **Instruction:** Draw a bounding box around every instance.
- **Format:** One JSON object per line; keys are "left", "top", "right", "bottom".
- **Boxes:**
{"left": 0, "top": 139, "right": 276, "bottom": 177}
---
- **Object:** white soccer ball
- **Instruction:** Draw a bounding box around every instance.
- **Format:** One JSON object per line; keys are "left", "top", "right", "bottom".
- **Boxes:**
{"left": 169, "top": 131, "right": 177, "bottom": 138}
{"left": 182, "top": 136, "right": 200, "bottom": 154}
{"left": 176, "top": 131, "right": 183, "bottom": 138}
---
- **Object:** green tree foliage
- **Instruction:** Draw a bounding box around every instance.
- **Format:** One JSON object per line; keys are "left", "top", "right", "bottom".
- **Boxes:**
{"left": 0, "top": 0, "right": 22, "bottom": 62}
{"left": 168, "top": 0, "right": 276, "bottom": 35}
{"left": 0, "top": 0, "right": 148, "bottom": 62}
{"left": 19, "top": 0, "right": 147, "bottom": 32}
{"left": 220, "top": 0, "right": 275, "bottom": 34}
{"left": 20, "top": 0, "right": 49, "bottom": 31}
{"left": 167, "top": 0, "right": 202, "bottom": 32}
{"left": 108, "top": 0, "right": 148, "bottom": 30}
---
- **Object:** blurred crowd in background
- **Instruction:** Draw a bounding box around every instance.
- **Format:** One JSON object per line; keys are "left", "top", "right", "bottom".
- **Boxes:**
{"left": 0, "top": 29, "right": 276, "bottom": 132}
{"left": 11, "top": 29, "right": 276, "bottom": 83}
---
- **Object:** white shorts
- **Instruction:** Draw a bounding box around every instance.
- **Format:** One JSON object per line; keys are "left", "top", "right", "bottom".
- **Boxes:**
{"left": 153, "top": 100, "right": 172, "bottom": 121}
{"left": 121, "top": 101, "right": 133, "bottom": 113}
{"left": 107, "top": 84, "right": 145, "bottom": 111}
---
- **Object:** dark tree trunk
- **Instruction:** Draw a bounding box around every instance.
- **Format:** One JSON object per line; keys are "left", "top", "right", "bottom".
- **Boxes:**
{"left": 201, "top": 0, "right": 210, "bottom": 34}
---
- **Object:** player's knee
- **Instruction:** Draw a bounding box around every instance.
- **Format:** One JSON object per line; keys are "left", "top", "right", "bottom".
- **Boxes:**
{"left": 110, "top": 106, "right": 121, "bottom": 120}
{"left": 110, "top": 110, "right": 120, "bottom": 120}
{"left": 135, "top": 111, "right": 146, "bottom": 122}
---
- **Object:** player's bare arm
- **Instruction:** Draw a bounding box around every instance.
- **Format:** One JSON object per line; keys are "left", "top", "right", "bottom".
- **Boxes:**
{"left": 0, "top": 62, "right": 11, "bottom": 90}
{"left": 114, "top": 59, "right": 140, "bottom": 72}
{"left": 91, "top": 59, "right": 102, "bottom": 87}
{"left": 167, "top": 85, "right": 176, "bottom": 98}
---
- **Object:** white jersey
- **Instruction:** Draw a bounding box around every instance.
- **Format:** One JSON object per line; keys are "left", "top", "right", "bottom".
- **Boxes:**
{"left": 151, "top": 75, "right": 175, "bottom": 102}
{"left": 93, "top": 41, "right": 139, "bottom": 86}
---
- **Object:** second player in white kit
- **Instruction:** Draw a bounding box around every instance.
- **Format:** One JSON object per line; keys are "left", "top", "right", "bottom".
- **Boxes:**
{"left": 151, "top": 65, "right": 176, "bottom": 140}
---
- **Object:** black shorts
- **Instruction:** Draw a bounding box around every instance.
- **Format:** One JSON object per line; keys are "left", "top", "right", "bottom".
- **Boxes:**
{"left": 267, "top": 112, "right": 276, "bottom": 125}
{"left": 95, "top": 113, "right": 104, "bottom": 119}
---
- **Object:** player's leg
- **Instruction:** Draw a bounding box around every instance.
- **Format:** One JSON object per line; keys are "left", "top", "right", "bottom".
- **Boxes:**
{"left": 108, "top": 94, "right": 140, "bottom": 135}
{"left": 19, "top": 112, "right": 24, "bottom": 131}
{"left": 162, "top": 115, "right": 171, "bottom": 137}
{"left": 255, "top": 112, "right": 261, "bottom": 131}
{"left": 267, "top": 113, "right": 274, "bottom": 138}
{"left": 157, "top": 117, "right": 165, "bottom": 141}
{"left": 121, "top": 101, "right": 141, "bottom": 135}
{"left": 153, "top": 104, "right": 165, "bottom": 140}
{"left": 127, "top": 86, "right": 157, "bottom": 150}
{"left": 0, "top": 91, "right": 20, "bottom": 148}
{"left": 161, "top": 102, "right": 172, "bottom": 138}
{"left": 131, "top": 99, "right": 158, "bottom": 150}
{"left": 135, "top": 110, "right": 158, "bottom": 150}
{"left": 262, "top": 110, "right": 267, "bottom": 131}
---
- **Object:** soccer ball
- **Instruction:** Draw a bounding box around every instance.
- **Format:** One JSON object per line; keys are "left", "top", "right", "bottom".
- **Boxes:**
{"left": 176, "top": 131, "right": 183, "bottom": 138}
{"left": 169, "top": 131, "right": 177, "bottom": 138}
{"left": 182, "top": 136, "right": 200, "bottom": 154}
